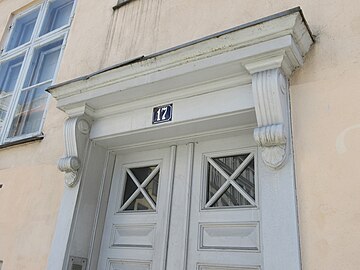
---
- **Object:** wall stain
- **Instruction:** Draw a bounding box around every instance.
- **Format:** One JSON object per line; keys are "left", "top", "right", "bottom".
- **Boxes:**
{"left": 99, "top": 10, "right": 119, "bottom": 68}
{"left": 100, "top": 0, "right": 164, "bottom": 68}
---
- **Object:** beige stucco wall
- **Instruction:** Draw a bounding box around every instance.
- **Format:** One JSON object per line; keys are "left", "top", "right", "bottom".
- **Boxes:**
{"left": 0, "top": 0, "right": 359, "bottom": 269}
{"left": 0, "top": 1, "right": 67, "bottom": 270}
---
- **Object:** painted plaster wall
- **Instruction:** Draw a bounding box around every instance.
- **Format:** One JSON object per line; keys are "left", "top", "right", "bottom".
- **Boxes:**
{"left": 0, "top": 1, "right": 67, "bottom": 270}
{"left": 0, "top": 0, "right": 359, "bottom": 269}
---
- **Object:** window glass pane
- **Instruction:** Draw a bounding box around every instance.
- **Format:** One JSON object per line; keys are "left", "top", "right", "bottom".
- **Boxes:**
{"left": 24, "top": 39, "right": 63, "bottom": 87}
{"left": 6, "top": 8, "right": 40, "bottom": 51}
{"left": 40, "top": 0, "right": 74, "bottom": 36}
{"left": 0, "top": 56, "right": 24, "bottom": 133}
{"left": 7, "top": 83, "right": 50, "bottom": 138}
{"left": 0, "top": 56, "right": 24, "bottom": 93}
{"left": 0, "top": 95, "right": 12, "bottom": 133}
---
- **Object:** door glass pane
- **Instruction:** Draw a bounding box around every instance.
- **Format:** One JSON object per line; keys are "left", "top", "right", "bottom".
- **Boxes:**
{"left": 131, "top": 166, "right": 156, "bottom": 183}
{"left": 0, "top": 56, "right": 24, "bottom": 133}
{"left": 206, "top": 154, "right": 255, "bottom": 208}
{"left": 145, "top": 172, "right": 159, "bottom": 203}
{"left": 24, "top": 39, "right": 63, "bottom": 87}
{"left": 207, "top": 163, "right": 227, "bottom": 202}
{"left": 234, "top": 159, "right": 255, "bottom": 200}
{"left": 212, "top": 185, "right": 251, "bottom": 207}
{"left": 7, "top": 83, "right": 50, "bottom": 138}
{"left": 125, "top": 192, "right": 152, "bottom": 211}
{"left": 122, "top": 165, "right": 160, "bottom": 212}
{"left": 212, "top": 154, "right": 249, "bottom": 175}
{"left": 40, "top": 0, "right": 74, "bottom": 36}
{"left": 123, "top": 173, "right": 138, "bottom": 205}
{"left": 6, "top": 8, "right": 40, "bottom": 51}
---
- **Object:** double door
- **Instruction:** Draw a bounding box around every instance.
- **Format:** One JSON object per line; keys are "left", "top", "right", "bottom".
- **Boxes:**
{"left": 98, "top": 135, "right": 261, "bottom": 270}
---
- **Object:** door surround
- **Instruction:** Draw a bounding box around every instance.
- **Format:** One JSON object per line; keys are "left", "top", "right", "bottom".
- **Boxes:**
{"left": 47, "top": 8, "right": 314, "bottom": 270}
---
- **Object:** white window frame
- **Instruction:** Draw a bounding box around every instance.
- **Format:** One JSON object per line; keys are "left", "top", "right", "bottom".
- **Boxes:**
{"left": 0, "top": 0, "right": 76, "bottom": 145}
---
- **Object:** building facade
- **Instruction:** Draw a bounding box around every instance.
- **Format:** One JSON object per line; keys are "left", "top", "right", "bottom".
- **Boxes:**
{"left": 0, "top": 0, "right": 359, "bottom": 270}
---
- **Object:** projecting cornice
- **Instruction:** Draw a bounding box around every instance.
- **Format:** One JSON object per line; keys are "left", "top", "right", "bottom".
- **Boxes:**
{"left": 49, "top": 7, "right": 313, "bottom": 171}
{"left": 48, "top": 7, "right": 313, "bottom": 119}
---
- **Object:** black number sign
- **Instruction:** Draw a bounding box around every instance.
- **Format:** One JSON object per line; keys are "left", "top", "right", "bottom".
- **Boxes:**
{"left": 152, "top": 104, "right": 173, "bottom": 124}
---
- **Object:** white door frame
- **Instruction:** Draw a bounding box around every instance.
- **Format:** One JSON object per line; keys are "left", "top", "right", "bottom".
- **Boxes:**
{"left": 46, "top": 8, "right": 313, "bottom": 270}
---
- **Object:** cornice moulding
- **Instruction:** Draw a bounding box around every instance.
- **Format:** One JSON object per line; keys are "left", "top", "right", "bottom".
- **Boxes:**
{"left": 48, "top": 10, "right": 313, "bottom": 119}
{"left": 50, "top": 8, "right": 314, "bottom": 170}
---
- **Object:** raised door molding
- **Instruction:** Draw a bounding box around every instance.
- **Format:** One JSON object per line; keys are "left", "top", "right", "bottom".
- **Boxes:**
{"left": 58, "top": 116, "right": 91, "bottom": 187}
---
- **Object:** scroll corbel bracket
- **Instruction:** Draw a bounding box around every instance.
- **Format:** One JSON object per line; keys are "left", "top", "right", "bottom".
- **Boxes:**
{"left": 58, "top": 117, "right": 91, "bottom": 187}
{"left": 249, "top": 68, "right": 290, "bottom": 169}
{"left": 254, "top": 124, "right": 287, "bottom": 169}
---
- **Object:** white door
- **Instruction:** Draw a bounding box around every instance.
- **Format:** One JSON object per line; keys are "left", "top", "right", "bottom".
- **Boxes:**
{"left": 98, "top": 134, "right": 261, "bottom": 270}
{"left": 97, "top": 147, "right": 175, "bottom": 270}
{"left": 187, "top": 136, "right": 261, "bottom": 270}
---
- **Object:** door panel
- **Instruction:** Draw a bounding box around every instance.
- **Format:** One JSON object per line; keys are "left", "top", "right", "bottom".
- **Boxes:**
{"left": 98, "top": 134, "right": 261, "bottom": 270}
{"left": 187, "top": 136, "right": 261, "bottom": 269}
{"left": 98, "top": 147, "right": 175, "bottom": 270}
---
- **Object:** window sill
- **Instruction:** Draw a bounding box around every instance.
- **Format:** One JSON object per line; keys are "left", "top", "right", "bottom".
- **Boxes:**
{"left": 0, "top": 134, "right": 44, "bottom": 149}
{"left": 113, "top": 0, "right": 136, "bottom": 10}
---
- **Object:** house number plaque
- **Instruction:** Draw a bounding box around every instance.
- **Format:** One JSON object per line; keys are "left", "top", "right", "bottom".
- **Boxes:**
{"left": 152, "top": 103, "right": 173, "bottom": 124}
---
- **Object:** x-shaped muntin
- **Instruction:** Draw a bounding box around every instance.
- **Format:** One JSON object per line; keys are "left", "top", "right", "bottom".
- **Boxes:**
{"left": 205, "top": 153, "right": 255, "bottom": 208}
{"left": 120, "top": 164, "right": 160, "bottom": 211}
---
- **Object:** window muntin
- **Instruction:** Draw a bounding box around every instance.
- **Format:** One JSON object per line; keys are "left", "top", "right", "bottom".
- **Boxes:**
{"left": 0, "top": 0, "right": 75, "bottom": 144}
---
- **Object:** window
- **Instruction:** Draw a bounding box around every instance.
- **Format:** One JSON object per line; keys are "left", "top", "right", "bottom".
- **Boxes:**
{"left": 0, "top": 0, "right": 75, "bottom": 144}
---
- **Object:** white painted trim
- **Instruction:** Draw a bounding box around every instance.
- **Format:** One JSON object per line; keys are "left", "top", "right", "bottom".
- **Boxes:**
{"left": 48, "top": 9, "right": 314, "bottom": 270}
{"left": 161, "top": 145, "right": 177, "bottom": 270}
{"left": 182, "top": 143, "right": 194, "bottom": 270}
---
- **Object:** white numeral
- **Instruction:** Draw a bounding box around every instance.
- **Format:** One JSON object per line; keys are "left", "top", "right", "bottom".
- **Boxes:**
{"left": 161, "top": 107, "right": 168, "bottom": 120}
{"left": 155, "top": 105, "right": 171, "bottom": 122}
{"left": 156, "top": 109, "right": 161, "bottom": 121}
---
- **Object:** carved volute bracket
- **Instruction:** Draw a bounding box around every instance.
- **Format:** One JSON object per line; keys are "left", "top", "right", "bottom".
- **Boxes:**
{"left": 250, "top": 68, "right": 290, "bottom": 169}
{"left": 58, "top": 116, "right": 91, "bottom": 187}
